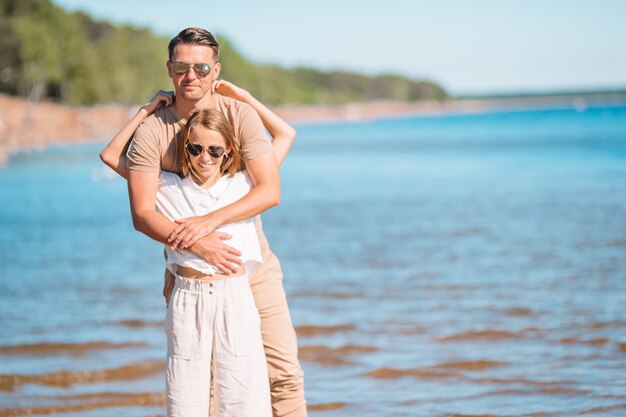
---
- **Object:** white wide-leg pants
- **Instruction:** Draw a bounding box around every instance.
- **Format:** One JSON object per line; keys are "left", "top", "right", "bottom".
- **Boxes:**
{"left": 165, "top": 273, "right": 271, "bottom": 417}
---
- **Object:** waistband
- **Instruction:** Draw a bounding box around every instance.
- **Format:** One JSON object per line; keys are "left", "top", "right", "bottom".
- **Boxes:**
{"left": 174, "top": 273, "right": 250, "bottom": 294}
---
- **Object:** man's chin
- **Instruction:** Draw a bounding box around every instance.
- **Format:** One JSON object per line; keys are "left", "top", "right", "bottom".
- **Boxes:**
{"left": 178, "top": 90, "right": 208, "bottom": 102}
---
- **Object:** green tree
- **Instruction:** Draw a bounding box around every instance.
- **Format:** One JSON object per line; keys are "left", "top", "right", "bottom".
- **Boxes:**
{"left": 0, "top": 0, "right": 447, "bottom": 105}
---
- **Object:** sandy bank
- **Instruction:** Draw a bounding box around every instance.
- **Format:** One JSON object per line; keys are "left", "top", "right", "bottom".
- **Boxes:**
{"left": 0, "top": 94, "right": 133, "bottom": 163}
{"left": 2, "top": 92, "right": 625, "bottom": 163}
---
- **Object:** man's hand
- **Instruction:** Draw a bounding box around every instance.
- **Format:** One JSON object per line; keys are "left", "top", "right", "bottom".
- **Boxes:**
{"left": 188, "top": 231, "right": 242, "bottom": 274}
{"left": 168, "top": 214, "right": 218, "bottom": 250}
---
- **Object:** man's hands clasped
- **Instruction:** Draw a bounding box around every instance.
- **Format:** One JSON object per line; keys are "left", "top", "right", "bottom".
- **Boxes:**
{"left": 184, "top": 231, "right": 242, "bottom": 275}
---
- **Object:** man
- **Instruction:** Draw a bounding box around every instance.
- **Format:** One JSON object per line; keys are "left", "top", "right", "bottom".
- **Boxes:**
{"left": 125, "top": 27, "right": 307, "bottom": 417}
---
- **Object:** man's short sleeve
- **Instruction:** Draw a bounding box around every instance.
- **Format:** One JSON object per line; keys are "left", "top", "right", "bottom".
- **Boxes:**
{"left": 126, "top": 122, "right": 161, "bottom": 172}
{"left": 237, "top": 103, "right": 273, "bottom": 161}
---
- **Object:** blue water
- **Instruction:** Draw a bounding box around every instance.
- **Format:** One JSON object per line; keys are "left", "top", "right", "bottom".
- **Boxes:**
{"left": 1, "top": 104, "right": 626, "bottom": 416}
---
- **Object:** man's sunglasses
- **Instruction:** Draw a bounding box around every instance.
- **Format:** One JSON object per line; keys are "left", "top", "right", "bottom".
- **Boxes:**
{"left": 170, "top": 61, "right": 212, "bottom": 76}
{"left": 186, "top": 143, "right": 226, "bottom": 159}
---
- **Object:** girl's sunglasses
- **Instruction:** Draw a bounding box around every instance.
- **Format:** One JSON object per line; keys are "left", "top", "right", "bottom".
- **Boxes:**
{"left": 186, "top": 143, "right": 225, "bottom": 159}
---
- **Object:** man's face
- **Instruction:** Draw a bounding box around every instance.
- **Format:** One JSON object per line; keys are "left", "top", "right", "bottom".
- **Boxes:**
{"left": 168, "top": 44, "right": 220, "bottom": 102}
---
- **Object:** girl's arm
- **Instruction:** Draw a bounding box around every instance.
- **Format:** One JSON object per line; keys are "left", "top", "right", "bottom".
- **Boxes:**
{"left": 100, "top": 91, "right": 174, "bottom": 179}
{"left": 213, "top": 80, "right": 296, "bottom": 166}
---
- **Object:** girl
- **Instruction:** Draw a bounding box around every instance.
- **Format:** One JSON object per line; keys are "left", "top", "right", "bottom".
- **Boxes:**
{"left": 100, "top": 80, "right": 296, "bottom": 417}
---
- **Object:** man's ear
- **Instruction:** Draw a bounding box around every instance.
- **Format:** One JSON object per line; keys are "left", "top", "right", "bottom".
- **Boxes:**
{"left": 213, "top": 62, "right": 221, "bottom": 79}
{"left": 166, "top": 60, "right": 173, "bottom": 79}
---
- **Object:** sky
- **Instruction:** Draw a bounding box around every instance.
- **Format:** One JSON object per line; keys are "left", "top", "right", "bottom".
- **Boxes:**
{"left": 52, "top": 0, "right": 626, "bottom": 95}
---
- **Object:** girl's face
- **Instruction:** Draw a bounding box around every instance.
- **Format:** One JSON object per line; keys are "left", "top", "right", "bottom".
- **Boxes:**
{"left": 186, "top": 126, "right": 229, "bottom": 185}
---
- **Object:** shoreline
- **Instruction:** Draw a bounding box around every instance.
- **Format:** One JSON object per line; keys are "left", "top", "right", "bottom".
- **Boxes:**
{"left": 276, "top": 92, "right": 626, "bottom": 123}
{"left": 0, "top": 94, "right": 134, "bottom": 164}
{"left": 2, "top": 92, "right": 625, "bottom": 163}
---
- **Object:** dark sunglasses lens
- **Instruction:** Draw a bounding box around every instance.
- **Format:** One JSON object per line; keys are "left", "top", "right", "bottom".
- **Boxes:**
{"left": 193, "top": 63, "right": 211, "bottom": 76}
{"left": 172, "top": 62, "right": 190, "bottom": 74}
{"left": 186, "top": 143, "right": 203, "bottom": 156}
{"left": 208, "top": 146, "right": 225, "bottom": 158}
{"left": 172, "top": 62, "right": 211, "bottom": 76}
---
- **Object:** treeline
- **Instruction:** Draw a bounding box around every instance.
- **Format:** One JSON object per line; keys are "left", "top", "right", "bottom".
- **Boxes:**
{"left": 0, "top": 0, "right": 448, "bottom": 105}
{"left": 0, "top": 0, "right": 171, "bottom": 105}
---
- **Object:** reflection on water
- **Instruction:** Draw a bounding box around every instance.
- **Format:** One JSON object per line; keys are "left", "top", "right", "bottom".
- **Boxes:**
{"left": 1, "top": 104, "right": 625, "bottom": 416}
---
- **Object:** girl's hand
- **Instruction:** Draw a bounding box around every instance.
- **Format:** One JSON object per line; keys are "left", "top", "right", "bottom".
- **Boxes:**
{"left": 140, "top": 90, "right": 175, "bottom": 115}
{"left": 212, "top": 80, "right": 248, "bottom": 101}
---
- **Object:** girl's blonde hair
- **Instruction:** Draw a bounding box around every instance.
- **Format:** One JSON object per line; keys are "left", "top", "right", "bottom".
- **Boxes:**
{"left": 177, "top": 109, "right": 244, "bottom": 180}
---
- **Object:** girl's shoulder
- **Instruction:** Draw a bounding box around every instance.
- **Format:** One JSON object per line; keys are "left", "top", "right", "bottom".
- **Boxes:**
{"left": 220, "top": 170, "right": 252, "bottom": 199}
{"left": 159, "top": 170, "right": 183, "bottom": 186}
{"left": 229, "top": 170, "right": 253, "bottom": 188}
{"left": 231, "top": 170, "right": 252, "bottom": 184}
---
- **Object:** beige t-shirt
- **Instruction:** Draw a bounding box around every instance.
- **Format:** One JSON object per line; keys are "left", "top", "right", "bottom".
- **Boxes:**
{"left": 126, "top": 93, "right": 273, "bottom": 254}
{"left": 127, "top": 93, "right": 273, "bottom": 173}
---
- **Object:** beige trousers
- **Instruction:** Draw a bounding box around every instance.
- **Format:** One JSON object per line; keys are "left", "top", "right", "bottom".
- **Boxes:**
{"left": 164, "top": 250, "right": 307, "bottom": 417}
{"left": 249, "top": 251, "right": 307, "bottom": 417}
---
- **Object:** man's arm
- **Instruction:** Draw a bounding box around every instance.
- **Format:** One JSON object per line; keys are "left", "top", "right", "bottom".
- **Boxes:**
{"left": 128, "top": 170, "right": 242, "bottom": 274}
{"left": 169, "top": 82, "right": 297, "bottom": 250}
{"left": 203, "top": 152, "right": 280, "bottom": 225}
{"left": 168, "top": 152, "right": 279, "bottom": 250}
{"left": 127, "top": 170, "right": 176, "bottom": 244}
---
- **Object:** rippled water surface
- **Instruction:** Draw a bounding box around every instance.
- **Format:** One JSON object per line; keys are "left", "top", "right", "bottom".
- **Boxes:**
{"left": 1, "top": 104, "right": 625, "bottom": 416}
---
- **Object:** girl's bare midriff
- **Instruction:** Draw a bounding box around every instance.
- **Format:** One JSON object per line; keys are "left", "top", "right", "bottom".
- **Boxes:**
{"left": 176, "top": 264, "right": 246, "bottom": 281}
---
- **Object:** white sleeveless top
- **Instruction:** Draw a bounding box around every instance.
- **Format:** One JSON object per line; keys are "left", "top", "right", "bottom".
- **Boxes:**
{"left": 156, "top": 171, "right": 262, "bottom": 276}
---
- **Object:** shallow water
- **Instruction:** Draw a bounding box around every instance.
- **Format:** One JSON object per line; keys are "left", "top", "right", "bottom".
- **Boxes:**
{"left": 1, "top": 103, "right": 625, "bottom": 416}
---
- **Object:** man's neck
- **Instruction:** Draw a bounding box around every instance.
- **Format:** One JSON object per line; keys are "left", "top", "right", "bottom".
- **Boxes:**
{"left": 173, "top": 92, "right": 215, "bottom": 121}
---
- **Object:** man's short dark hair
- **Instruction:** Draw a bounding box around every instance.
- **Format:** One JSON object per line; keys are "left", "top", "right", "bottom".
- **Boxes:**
{"left": 168, "top": 28, "right": 220, "bottom": 62}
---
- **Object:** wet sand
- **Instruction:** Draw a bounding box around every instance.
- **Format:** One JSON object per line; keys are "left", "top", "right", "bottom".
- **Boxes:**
{"left": 0, "top": 341, "right": 147, "bottom": 356}
{"left": 0, "top": 392, "right": 164, "bottom": 417}
{"left": 299, "top": 345, "right": 378, "bottom": 366}
{"left": 0, "top": 360, "right": 164, "bottom": 391}
{"left": 3, "top": 285, "right": 621, "bottom": 413}
{"left": 296, "top": 324, "right": 356, "bottom": 336}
